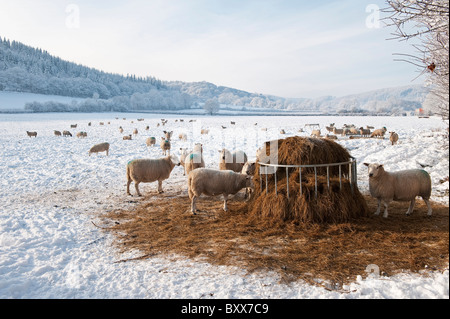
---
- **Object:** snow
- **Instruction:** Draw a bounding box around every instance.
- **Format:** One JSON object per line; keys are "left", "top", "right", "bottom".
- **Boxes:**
{"left": 0, "top": 112, "right": 448, "bottom": 299}
{"left": 0, "top": 91, "right": 84, "bottom": 111}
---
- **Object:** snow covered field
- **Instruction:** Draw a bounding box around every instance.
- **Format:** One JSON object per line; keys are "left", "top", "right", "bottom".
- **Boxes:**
{"left": 0, "top": 112, "right": 448, "bottom": 299}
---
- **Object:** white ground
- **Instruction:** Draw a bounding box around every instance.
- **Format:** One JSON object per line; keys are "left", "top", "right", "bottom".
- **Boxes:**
{"left": 0, "top": 112, "right": 448, "bottom": 299}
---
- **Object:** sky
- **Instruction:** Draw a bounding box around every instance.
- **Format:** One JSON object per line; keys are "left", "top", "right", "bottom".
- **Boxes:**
{"left": 0, "top": 0, "right": 424, "bottom": 98}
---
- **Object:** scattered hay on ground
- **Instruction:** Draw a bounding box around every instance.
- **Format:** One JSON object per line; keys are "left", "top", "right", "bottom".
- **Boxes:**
{"left": 100, "top": 192, "right": 449, "bottom": 286}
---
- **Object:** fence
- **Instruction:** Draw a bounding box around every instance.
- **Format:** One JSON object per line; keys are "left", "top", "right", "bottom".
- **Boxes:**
{"left": 258, "top": 157, "right": 358, "bottom": 199}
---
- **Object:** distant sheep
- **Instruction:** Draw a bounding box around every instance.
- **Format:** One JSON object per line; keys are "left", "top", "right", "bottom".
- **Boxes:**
{"left": 332, "top": 127, "right": 343, "bottom": 135}
{"left": 89, "top": 142, "right": 110, "bottom": 156}
{"left": 279, "top": 129, "right": 286, "bottom": 134}
{"left": 389, "top": 131, "right": 399, "bottom": 145}
{"left": 160, "top": 138, "right": 171, "bottom": 155}
{"left": 359, "top": 127, "right": 371, "bottom": 137}
{"left": 63, "top": 130, "right": 72, "bottom": 137}
{"left": 188, "top": 168, "right": 254, "bottom": 214}
{"left": 76, "top": 131, "right": 87, "bottom": 138}
{"left": 325, "top": 134, "right": 337, "bottom": 140}
{"left": 123, "top": 135, "right": 132, "bottom": 140}
{"left": 370, "top": 127, "right": 387, "bottom": 138}
{"left": 185, "top": 143, "right": 205, "bottom": 175}
{"left": 178, "top": 133, "right": 187, "bottom": 142}
{"left": 311, "top": 129, "right": 321, "bottom": 138}
{"left": 70, "top": 124, "right": 77, "bottom": 128}
{"left": 126, "top": 155, "right": 180, "bottom": 196}
{"left": 26, "top": 131, "right": 37, "bottom": 138}
{"left": 54, "top": 130, "right": 62, "bottom": 136}
{"left": 363, "top": 163, "right": 432, "bottom": 218}
{"left": 201, "top": 129, "right": 209, "bottom": 135}
{"left": 219, "top": 148, "right": 248, "bottom": 173}
{"left": 146, "top": 137, "right": 156, "bottom": 147}
{"left": 133, "top": 128, "right": 138, "bottom": 135}
{"left": 119, "top": 127, "right": 124, "bottom": 134}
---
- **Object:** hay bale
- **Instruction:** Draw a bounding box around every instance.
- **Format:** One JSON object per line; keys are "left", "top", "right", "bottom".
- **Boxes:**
{"left": 250, "top": 136, "right": 368, "bottom": 224}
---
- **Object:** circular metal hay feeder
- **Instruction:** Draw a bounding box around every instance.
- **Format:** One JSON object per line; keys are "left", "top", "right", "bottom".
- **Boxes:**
{"left": 249, "top": 136, "right": 369, "bottom": 224}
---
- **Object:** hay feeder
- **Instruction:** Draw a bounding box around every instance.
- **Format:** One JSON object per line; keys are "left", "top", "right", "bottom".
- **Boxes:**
{"left": 249, "top": 136, "right": 369, "bottom": 224}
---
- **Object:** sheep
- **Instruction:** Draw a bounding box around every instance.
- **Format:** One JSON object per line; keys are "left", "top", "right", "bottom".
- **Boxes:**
{"left": 179, "top": 147, "right": 190, "bottom": 176}
{"left": 218, "top": 148, "right": 248, "bottom": 173}
{"left": 363, "top": 163, "right": 432, "bottom": 218}
{"left": 70, "top": 124, "right": 77, "bottom": 128}
{"left": 163, "top": 130, "right": 173, "bottom": 140}
{"left": 160, "top": 138, "right": 171, "bottom": 155}
{"left": 332, "top": 127, "right": 344, "bottom": 135}
{"left": 76, "top": 131, "right": 87, "bottom": 138}
{"left": 178, "top": 133, "right": 187, "bottom": 142}
{"left": 349, "top": 127, "right": 359, "bottom": 135}
{"left": 279, "top": 129, "right": 286, "bottom": 134}
{"left": 359, "top": 127, "right": 371, "bottom": 137}
{"left": 325, "top": 126, "right": 334, "bottom": 133}
{"left": 146, "top": 137, "right": 156, "bottom": 147}
{"left": 325, "top": 134, "right": 338, "bottom": 140}
{"left": 26, "top": 131, "right": 37, "bottom": 138}
{"left": 63, "top": 130, "right": 72, "bottom": 137}
{"left": 54, "top": 130, "right": 62, "bottom": 136}
{"left": 201, "top": 129, "right": 209, "bottom": 135}
{"left": 311, "top": 129, "right": 321, "bottom": 138}
{"left": 89, "top": 142, "right": 110, "bottom": 156}
{"left": 188, "top": 168, "right": 254, "bottom": 214}
{"left": 241, "top": 161, "right": 256, "bottom": 199}
{"left": 133, "top": 128, "right": 138, "bottom": 135}
{"left": 389, "top": 131, "right": 399, "bottom": 145}
{"left": 370, "top": 127, "right": 387, "bottom": 138}
{"left": 185, "top": 143, "right": 205, "bottom": 175}
{"left": 145, "top": 125, "right": 149, "bottom": 130}
{"left": 230, "top": 121, "right": 235, "bottom": 125}
{"left": 123, "top": 134, "right": 132, "bottom": 140}
{"left": 119, "top": 126, "right": 124, "bottom": 134}
{"left": 126, "top": 155, "right": 180, "bottom": 196}
{"left": 99, "top": 122, "right": 104, "bottom": 126}
{"left": 88, "top": 122, "right": 91, "bottom": 126}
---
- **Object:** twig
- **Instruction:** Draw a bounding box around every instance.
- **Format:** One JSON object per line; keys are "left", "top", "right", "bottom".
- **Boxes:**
{"left": 114, "top": 253, "right": 156, "bottom": 264}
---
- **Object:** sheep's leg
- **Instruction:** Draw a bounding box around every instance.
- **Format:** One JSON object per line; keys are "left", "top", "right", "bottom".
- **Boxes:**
{"left": 126, "top": 179, "right": 132, "bottom": 195}
{"left": 158, "top": 180, "right": 164, "bottom": 193}
{"left": 406, "top": 198, "right": 415, "bottom": 216}
{"left": 424, "top": 198, "right": 432, "bottom": 216}
{"left": 374, "top": 199, "right": 382, "bottom": 215}
{"left": 135, "top": 182, "right": 142, "bottom": 197}
{"left": 191, "top": 195, "right": 197, "bottom": 215}
{"left": 382, "top": 202, "right": 389, "bottom": 218}
{"left": 223, "top": 194, "right": 228, "bottom": 212}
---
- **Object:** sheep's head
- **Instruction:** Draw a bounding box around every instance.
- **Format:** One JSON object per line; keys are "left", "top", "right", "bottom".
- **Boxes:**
{"left": 170, "top": 155, "right": 181, "bottom": 166}
{"left": 219, "top": 148, "right": 231, "bottom": 161}
{"left": 244, "top": 175, "right": 254, "bottom": 188}
{"left": 364, "top": 163, "right": 384, "bottom": 178}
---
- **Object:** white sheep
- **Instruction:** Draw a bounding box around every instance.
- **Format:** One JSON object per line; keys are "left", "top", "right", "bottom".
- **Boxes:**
{"left": 389, "top": 131, "right": 399, "bottom": 145}
{"left": 76, "top": 131, "right": 87, "bottom": 138}
{"left": 241, "top": 161, "right": 256, "bottom": 199}
{"left": 160, "top": 138, "right": 171, "bottom": 155}
{"left": 185, "top": 143, "right": 205, "bottom": 175}
{"left": 370, "top": 127, "right": 387, "bottom": 138}
{"left": 311, "top": 129, "right": 321, "bottom": 138}
{"left": 359, "top": 127, "right": 371, "bottom": 137}
{"left": 332, "top": 127, "right": 344, "bottom": 135}
{"left": 89, "top": 142, "right": 110, "bottom": 156}
{"left": 26, "top": 131, "right": 37, "bottom": 138}
{"left": 219, "top": 148, "right": 248, "bottom": 173}
{"left": 325, "top": 134, "right": 338, "bottom": 140}
{"left": 363, "top": 163, "right": 432, "bottom": 218}
{"left": 133, "top": 128, "right": 138, "bottom": 135}
{"left": 123, "top": 134, "right": 132, "bottom": 140}
{"left": 188, "top": 168, "right": 254, "bottom": 214}
{"left": 178, "top": 133, "right": 187, "bottom": 141}
{"left": 146, "top": 137, "right": 156, "bottom": 147}
{"left": 179, "top": 147, "right": 191, "bottom": 176}
{"left": 163, "top": 130, "right": 173, "bottom": 140}
{"left": 126, "top": 155, "right": 180, "bottom": 196}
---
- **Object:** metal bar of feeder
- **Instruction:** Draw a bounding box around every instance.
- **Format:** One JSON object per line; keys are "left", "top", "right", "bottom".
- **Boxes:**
{"left": 314, "top": 166, "right": 317, "bottom": 198}
{"left": 339, "top": 165, "right": 342, "bottom": 190}
{"left": 274, "top": 168, "right": 277, "bottom": 195}
{"left": 299, "top": 167, "right": 302, "bottom": 194}
{"left": 286, "top": 167, "right": 289, "bottom": 199}
{"left": 265, "top": 166, "right": 268, "bottom": 194}
{"left": 326, "top": 166, "right": 330, "bottom": 189}
{"left": 349, "top": 163, "right": 353, "bottom": 193}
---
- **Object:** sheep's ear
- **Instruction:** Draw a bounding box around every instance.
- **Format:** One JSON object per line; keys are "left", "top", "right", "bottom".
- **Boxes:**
{"left": 378, "top": 164, "right": 383, "bottom": 168}
{"left": 363, "top": 163, "right": 369, "bottom": 167}
{"left": 163, "top": 130, "right": 167, "bottom": 133}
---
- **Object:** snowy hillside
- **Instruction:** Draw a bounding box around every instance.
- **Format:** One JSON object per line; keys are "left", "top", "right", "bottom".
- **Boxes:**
{"left": 0, "top": 112, "right": 448, "bottom": 299}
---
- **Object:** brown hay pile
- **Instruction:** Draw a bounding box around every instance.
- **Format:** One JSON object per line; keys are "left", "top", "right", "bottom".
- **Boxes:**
{"left": 250, "top": 136, "right": 368, "bottom": 224}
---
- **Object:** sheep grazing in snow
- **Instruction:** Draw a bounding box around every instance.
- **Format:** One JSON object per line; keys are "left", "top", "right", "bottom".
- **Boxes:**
{"left": 389, "top": 131, "right": 399, "bottom": 145}
{"left": 126, "top": 155, "right": 180, "bottom": 196}
{"left": 363, "top": 163, "right": 432, "bottom": 218}
{"left": 325, "top": 134, "right": 337, "bottom": 140}
{"left": 54, "top": 130, "right": 62, "bottom": 136}
{"left": 178, "top": 133, "right": 187, "bottom": 142}
{"left": 146, "top": 137, "right": 156, "bottom": 147}
{"left": 123, "top": 135, "right": 132, "bottom": 140}
{"left": 160, "top": 138, "right": 171, "bottom": 155}
{"left": 76, "top": 131, "right": 87, "bottom": 138}
{"left": 185, "top": 143, "right": 205, "bottom": 175}
{"left": 63, "top": 130, "right": 72, "bottom": 137}
{"left": 219, "top": 148, "right": 248, "bottom": 173}
{"left": 359, "top": 127, "right": 371, "bottom": 137}
{"left": 370, "top": 127, "right": 387, "bottom": 138}
{"left": 119, "top": 126, "right": 124, "bottom": 134}
{"left": 188, "top": 168, "right": 254, "bottom": 214}
{"left": 70, "top": 124, "right": 77, "bottom": 128}
{"left": 133, "top": 128, "right": 138, "bottom": 135}
{"left": 89, "top": 142, "right": 110, "bottom": 156}
{"left": 279, "top": 129, "right": 286, "bottom": 134}
{"left": 332, "top": 127, "right": 344, "bottom": 135}
{"left": 26, "top": 131, "right": 37, "bottom": 138}
{"left": 201, "top": 129, "right": 209, "bottom": 135}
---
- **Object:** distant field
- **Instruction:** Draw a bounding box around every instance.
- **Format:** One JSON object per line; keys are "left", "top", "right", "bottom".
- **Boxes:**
{"left": 0, "top": 91, "right": 85, "bottom": 111}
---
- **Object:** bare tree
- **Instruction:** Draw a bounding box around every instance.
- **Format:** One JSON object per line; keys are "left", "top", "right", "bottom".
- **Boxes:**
{"left": 203, "top": 98, "right": 220, "bottom": 115}
{"left": 383, "top": 0, "right": 449, "bottom": 120}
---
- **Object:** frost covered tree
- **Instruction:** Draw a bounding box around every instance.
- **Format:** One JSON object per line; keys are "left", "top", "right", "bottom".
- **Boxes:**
{"left": 383, "top": 0, "right": 449, "bottom": 119}
{"left": 203, "top": 98, "right": 220, "bottom": 115}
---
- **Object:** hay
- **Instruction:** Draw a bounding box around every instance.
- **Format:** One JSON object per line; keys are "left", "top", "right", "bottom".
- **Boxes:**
{"left": 250, "top": 136, "right": 369, "bottom": 224}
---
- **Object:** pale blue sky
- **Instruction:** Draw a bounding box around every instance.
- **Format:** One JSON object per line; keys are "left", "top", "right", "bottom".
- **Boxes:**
{"left": 0, "top": 0, "right": 423, "bottom": 98}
